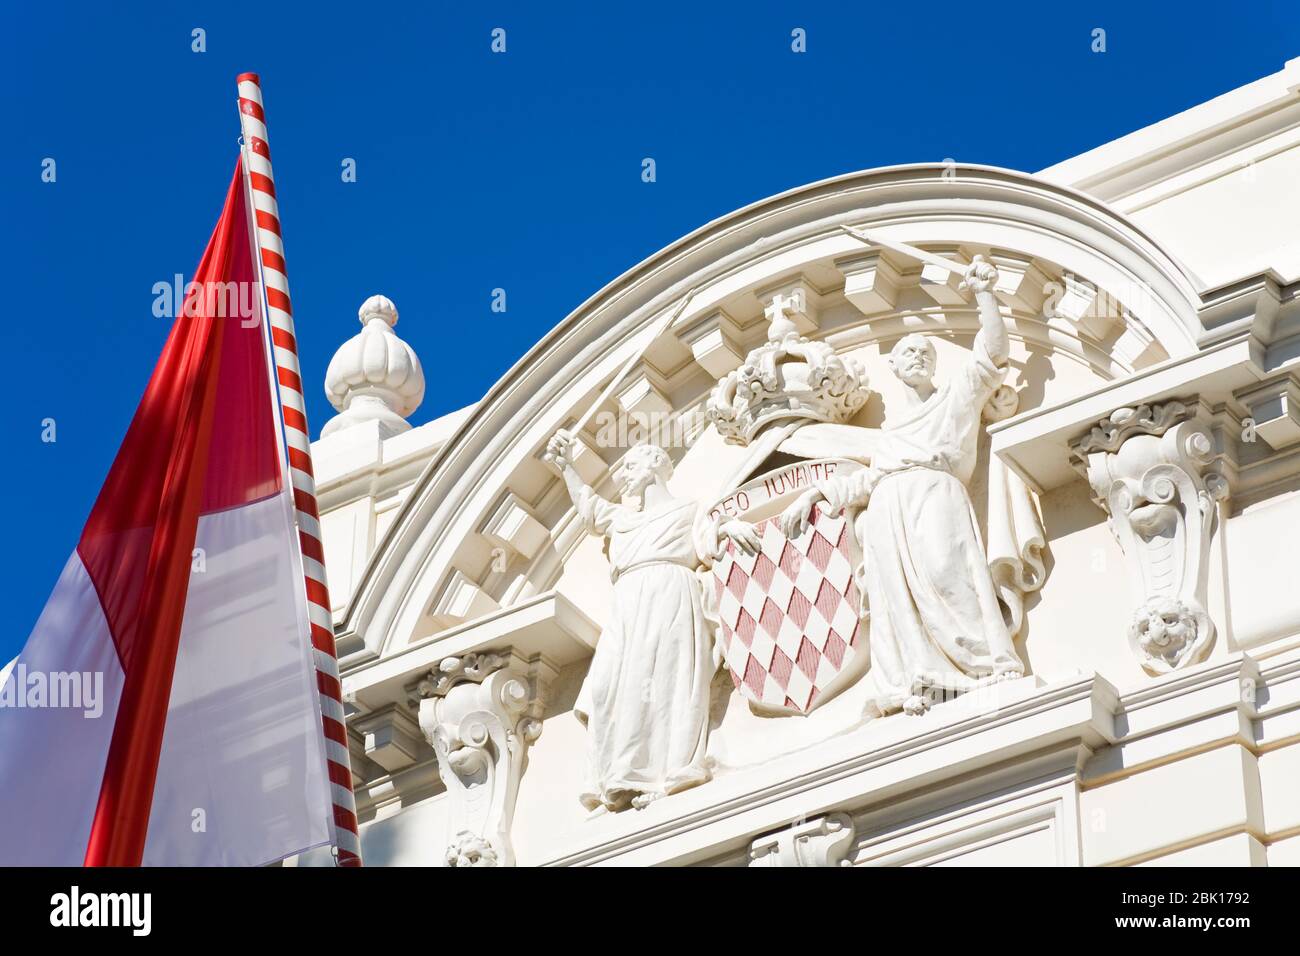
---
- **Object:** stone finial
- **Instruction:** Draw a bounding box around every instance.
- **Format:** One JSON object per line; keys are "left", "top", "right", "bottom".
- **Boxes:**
{"left": 322, "top": 295, "right": 425, "bottom": 438}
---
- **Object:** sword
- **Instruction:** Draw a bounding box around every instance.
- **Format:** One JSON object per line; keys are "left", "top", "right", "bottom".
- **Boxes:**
{"left": 545, "top": 285, "right": 700, "bottom": 461}
{"left": 839, "top": 224, "right": 973, "bottom": 278}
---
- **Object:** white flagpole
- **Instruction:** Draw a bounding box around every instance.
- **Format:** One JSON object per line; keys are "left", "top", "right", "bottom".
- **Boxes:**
{"left": 236, "top": 72, "right": 363, "bottom": 867}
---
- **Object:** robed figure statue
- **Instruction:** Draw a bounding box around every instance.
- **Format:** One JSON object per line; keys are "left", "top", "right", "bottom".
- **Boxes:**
{"left": 781, "top": 255, "right": 1026, "bottom": 717}
{"left": 547, "top": 434, "right": 759, "bottom": 811}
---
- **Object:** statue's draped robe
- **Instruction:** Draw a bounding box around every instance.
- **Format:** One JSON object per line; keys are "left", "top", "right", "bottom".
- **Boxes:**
{"left": 818, "top": 332, "right": 1024, "bottom": 714}
{"left": 573, "top": 490, "right": 713, "bottom": 810}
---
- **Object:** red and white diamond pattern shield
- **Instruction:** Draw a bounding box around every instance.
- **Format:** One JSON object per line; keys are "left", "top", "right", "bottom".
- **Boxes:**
{"left": 712, "top": 505, "right": 863, "bottom": 715}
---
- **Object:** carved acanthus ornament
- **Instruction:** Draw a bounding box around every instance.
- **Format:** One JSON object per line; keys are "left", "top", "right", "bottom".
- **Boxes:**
{"left": 1069, "top": 400, "right": 1229, "bottom": 674}
{"left": 413, "top": 650, "right": 544, "bottom": 867}
{"left": 749, "top": 813, "right": 856, "bottom": 867}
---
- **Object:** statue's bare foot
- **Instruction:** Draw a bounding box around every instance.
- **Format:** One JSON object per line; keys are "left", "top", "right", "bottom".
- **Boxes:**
{"left": 902, "top": 694, "right": 930, "bottom": 716}
{"left": 631, "top": 791, "right": 664, "bottom": 810}
{"left": 995, "top": 669, "right": 1024, "bottom": 683}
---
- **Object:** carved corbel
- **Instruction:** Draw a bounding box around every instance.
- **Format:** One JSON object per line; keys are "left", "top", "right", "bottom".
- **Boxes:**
{"left": 676, "top": 309, "right": 746, "bottom": 379}
{"left": 413, "top": 650, "right": 546, "bottom": 867}
{"left": 1070, "top": 400, "right": 1230, "bottom": 674}
{"left": 749, "top": 813, "right": 856, "bottom": 867}
{"left": 838, "top": 251, "right": 903, "bottom": 316}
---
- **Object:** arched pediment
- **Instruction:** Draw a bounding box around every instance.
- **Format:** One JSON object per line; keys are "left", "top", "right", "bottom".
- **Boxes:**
{"left": 339, "top": 163, "right": 1211, "bottom": 662}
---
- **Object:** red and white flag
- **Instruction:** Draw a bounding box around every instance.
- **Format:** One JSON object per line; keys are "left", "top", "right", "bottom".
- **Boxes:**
{"left": 0, "top": 136, "right": 356, "bottom": 865}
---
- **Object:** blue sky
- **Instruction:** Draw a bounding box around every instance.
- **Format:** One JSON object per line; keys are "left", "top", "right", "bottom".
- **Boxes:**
{"left": 2, "top": 1, "right": 1297, "bottom": 657}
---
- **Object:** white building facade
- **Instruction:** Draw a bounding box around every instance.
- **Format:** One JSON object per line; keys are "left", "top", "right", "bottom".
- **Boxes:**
{"left": 300, "top": 60, "right": 1300, "bottom": 867}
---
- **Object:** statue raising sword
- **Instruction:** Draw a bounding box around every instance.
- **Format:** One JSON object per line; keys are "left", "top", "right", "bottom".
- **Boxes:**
{"left": 546, "top": 290, "right": 759, "bottom": 811}
{"left": 780, "top": 247, "right": 1026, "bottom": 716}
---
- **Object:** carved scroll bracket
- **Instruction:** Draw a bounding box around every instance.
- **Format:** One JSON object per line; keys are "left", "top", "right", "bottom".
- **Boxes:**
{"left": 411, "top": 649, "right": 551, "bottom": 867}
{"left": 1069, "top": 399, "right": 1230, "bottom": 674}
{"left": 749, "top": 812, "right": 857, "bottom": 867}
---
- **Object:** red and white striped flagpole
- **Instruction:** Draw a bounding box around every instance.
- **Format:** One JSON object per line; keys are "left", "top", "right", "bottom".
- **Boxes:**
{"left": 236, "top": 72, "right": 362, "bottom": 867}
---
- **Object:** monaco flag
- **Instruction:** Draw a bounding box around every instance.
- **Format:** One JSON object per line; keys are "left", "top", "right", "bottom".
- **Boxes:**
{"left": 0, "top": 152, "right": 355, "bottom": 866}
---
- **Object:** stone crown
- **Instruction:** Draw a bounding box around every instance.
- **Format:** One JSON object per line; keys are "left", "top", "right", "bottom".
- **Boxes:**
{"left": 705, "top": 321, "right": 869, "bottom": 446}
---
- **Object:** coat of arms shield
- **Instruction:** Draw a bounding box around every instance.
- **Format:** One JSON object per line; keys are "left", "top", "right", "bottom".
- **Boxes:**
{"left": 708, "top": 458, "right": 868, "bottom": 716}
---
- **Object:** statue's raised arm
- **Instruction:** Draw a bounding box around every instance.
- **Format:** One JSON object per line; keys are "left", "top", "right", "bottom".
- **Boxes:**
{"left": 961, "top": 254, "right": 1009, "bottom": 367}
{"left": 546, "top": 430, "right": 602, "bottom": 524}
{"left": 548, "top": 429, "right": 759, "bottom": 556}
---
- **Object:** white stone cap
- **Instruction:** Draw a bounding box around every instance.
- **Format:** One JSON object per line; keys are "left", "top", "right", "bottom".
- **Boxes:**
{"left": 323, "top": 294, "right": 426, "bottom": 438}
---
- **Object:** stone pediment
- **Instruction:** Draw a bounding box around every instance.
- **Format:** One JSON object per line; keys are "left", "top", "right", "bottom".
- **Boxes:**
{"left": 320, "top": 161, "right": 1299, "bottom": 869}
{"left": 338, "top": 163, "right": 1225, "bottom": 666}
